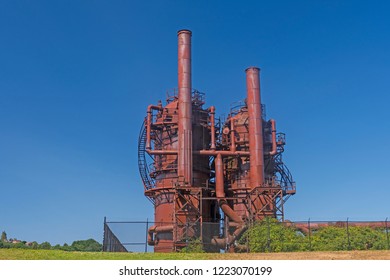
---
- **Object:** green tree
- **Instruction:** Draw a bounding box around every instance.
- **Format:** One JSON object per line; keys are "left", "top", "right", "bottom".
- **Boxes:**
{"left": 1, "top": 231, "right": 7, "bottom": 242}
{"left": 0, "top": 240, "right": 10, "bottom": 249}
{"left": 38, "top": 242, "right": 52, "bottom": 250}
{"left": 70, "top": 239, "right": 102, "bottom": 252}
{"left": 61, "top": 243, "right": 73, "bottom": 251}
{"left": 31, "top": 241, "right": 39, "bottom": 249}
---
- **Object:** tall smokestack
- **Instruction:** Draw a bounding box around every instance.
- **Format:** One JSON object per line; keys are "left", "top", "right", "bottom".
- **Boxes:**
{"left": 177, "top": 29, "right": 193, "bottom": 184}
{"left": 246, "top": 67, "right": 264, "bottom": 188}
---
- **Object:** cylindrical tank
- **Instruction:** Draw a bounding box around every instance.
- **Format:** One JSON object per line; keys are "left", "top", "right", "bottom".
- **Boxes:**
{"left": 152, "top": 99, "right": 179, "bottom": 252}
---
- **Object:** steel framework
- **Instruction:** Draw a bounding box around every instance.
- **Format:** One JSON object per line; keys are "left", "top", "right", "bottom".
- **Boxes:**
{"left": 137, "top": 30, "right": 296, "bottom": 252}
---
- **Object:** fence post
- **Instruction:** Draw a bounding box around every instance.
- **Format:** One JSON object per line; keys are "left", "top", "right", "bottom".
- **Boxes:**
{"left": 266, "top": 218, "right": 271, "bottom": 252}
{"left": 186, "top": 222, "right": 189, "bottom": 245}
{"left": 346, "top": 218, "right": 351, "bottom": 250}
{"left": 308, "top": 218, "right": 312, "bottom": 251}
{"left": 145, "top": 218, "right": 149, "bottom": 253}
{"left": 386, "top": 217, "right": 389, "bottom": 250}
{"left": 246, "top": 221, "right": 250, "bottom": 253}
{"left": 102, "top": 216, "right": 107, "bottom": 252}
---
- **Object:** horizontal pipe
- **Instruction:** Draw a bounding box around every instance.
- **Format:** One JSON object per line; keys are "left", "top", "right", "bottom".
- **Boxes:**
{"left": 147, "top": 105, "right": 163, "bottom": 112}
{"left": 147, "top": 225, "right": 174, "bottom": 246}
{"left": 154, "top": 225, "right": 174, "bottom": 232}
{"left": 146, "top": 149, "right": 250, "bottom": 156}
{"left": 196, "top": 150, "right": 250, "bottom": 156}
{"left": 146, "top": 149, "right": 178, "bottom": 155}
{"left": 211, "top": 237, "right": 226, "bottom": 248}
{"left": 292, "top": 222, "right": 390, "bottom": 234}
{"left": 153, "top": 121, "right": 178, "bottom": 125}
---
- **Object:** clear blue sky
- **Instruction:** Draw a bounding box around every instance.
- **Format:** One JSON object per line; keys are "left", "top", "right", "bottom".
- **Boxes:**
{"left": 1, "top": 0, "right": 389, "bottom": 245}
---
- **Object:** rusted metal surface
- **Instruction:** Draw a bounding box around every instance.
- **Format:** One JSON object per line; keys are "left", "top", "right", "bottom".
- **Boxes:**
{"left": 269, "top": 119, "right": 277, "bottom": 156}
{"left": 177, "top": 29, "right": 193, "bottom": 185}
{"left": 246, "top": 67, "right": 264, "bottom": 189}
{"left": 138, "top": 30, "right": 296, "bottom": 252}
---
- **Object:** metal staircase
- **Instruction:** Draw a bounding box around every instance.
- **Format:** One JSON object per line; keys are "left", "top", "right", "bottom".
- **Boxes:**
{"left": 138, "top": 120, "right": 156, "bottom": 203}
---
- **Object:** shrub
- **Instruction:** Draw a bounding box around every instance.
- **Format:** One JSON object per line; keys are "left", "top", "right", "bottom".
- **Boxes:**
{"left": 310, "top": 226, "right": 349, "bottom": 251}
{"left": 180, "top": 238, "right": 205, "bottom": 253}
{"left": 310, "top": 226, "right": 387, "bottom": 251}
{"left": 242, "top": 218, "right": 306, "bottom": 252}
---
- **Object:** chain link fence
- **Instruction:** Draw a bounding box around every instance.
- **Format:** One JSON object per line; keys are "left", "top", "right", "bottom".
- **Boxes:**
{"left": 103, "top": 217, "right": 390, "bottom": 253}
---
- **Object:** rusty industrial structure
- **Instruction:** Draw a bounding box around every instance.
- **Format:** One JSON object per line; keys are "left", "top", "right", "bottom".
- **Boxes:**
{"left": 138, "top": 30, "right": 296, "bottom": 252}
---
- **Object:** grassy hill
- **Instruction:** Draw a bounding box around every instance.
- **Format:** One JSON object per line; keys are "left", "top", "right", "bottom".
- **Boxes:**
{"left": 1, "top": 248, "right": 390, "bottom": 260}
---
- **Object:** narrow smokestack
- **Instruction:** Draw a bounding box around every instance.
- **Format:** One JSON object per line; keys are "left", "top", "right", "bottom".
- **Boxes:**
{"left": 177, "top": 29, "right": 193, "bottom": 184}
{"left": 246, "top": 67, "right": 264, "bottom": 188}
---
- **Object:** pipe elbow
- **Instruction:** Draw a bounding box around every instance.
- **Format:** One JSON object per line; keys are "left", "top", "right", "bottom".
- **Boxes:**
{"left": 147, "top": 104, "right": 163, "bottom": 113}
{"left": 147, "top": 225, "right": 157, "bottom": 245}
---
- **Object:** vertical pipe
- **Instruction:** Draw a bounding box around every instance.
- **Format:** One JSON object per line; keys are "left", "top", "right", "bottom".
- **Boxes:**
{"left": 146, "top": 105, "right": 162, "bottom": 150}
{"left": 215, "top": 153, "right": 242, "bottom": 224}
{"left": 245, "top": 67, "right": 264, "bottom": 188}
{"left": 209, "top": 106, "right": 216, "bottom": 150}
{"left": 215, "top": 154, "right": 224, "bottom": 198}
{"left": 146, "top": 113, "right": 152, "bottom": 149}
{"left": 177, "top": 29, "right": 193, "bottom": 184}
{"left": 230, "top": 117, "right": 236, "bottom": 152}
{"left": 269, "top": 119, "right": 277, "bottom": 155}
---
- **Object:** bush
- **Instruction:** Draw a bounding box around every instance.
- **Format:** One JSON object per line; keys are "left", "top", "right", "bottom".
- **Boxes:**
{"left": 348, "top": 227, "right": 387, "bottom": 250}
{"left": 180, "top": 238, "right": 205, "bottom": 253}
{"left": 310, "top": 226, "right": 349, "bottom": 251}
{"left": 12, "top": 242, "right": 28, "bottom": 249}
{"left": 242, "top": 218, "right": 306, "bottom": 252}
{"left": 305, "top": 226, "right": 387, "bottom": 251}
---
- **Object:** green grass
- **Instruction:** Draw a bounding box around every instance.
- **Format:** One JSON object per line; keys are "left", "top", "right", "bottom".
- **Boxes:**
{"left": 0, "top": 249, "right": 211, "bottom": 260}
{"left": 2, "top": 248, "right": 389, "bottom": 260}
